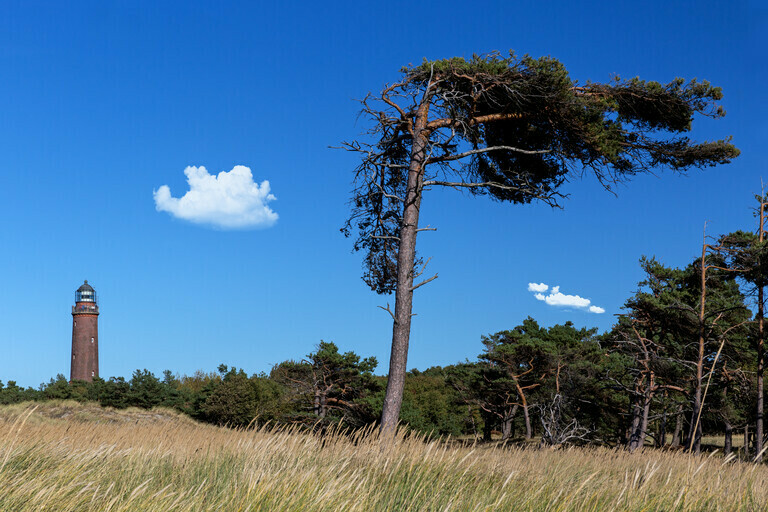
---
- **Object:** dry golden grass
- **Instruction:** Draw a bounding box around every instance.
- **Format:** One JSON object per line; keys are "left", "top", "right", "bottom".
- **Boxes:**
{"left": 1, "top": 401, "right": 767, "bottom": 511}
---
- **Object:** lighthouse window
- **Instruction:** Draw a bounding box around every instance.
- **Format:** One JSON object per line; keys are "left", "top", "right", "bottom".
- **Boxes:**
{"left": 91, "top": 337, "right": 94, "bottom": 343}
{"left": 91, "top": 371, "right": 94, "bottom": 377}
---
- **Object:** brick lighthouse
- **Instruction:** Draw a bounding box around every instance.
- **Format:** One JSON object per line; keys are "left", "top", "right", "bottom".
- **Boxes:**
{"left": 71, "top": 280, "right": 99, "bottom": 382}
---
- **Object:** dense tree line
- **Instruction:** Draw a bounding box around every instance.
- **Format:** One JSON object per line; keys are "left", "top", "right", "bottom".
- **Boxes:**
{"left": 4, "top": 217, "right": 768, "bottom": 458}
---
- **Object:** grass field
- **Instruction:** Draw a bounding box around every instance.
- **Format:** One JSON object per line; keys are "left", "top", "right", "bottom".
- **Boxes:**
{"left": 1, "top": 401, "right": 767, "bottom": 511}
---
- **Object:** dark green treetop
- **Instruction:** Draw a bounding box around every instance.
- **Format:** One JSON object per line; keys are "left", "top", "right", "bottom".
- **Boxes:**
{"left": 345, "top": 52, "right": 739, "bottom": 293}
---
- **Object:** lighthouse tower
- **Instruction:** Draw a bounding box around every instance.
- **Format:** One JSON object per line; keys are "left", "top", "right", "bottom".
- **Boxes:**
{"left": 71, "top": 280, "right": 99, "bottom": 382}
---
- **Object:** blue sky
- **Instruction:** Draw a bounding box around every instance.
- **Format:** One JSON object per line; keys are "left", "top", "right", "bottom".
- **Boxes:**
{"left": 1, "top": 1, "right": 765, "bottom": 387}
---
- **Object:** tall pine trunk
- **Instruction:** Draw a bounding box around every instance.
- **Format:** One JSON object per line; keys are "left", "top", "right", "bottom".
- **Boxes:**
{"left": 757, "top": 201, "right": 765, "bottom": 460}
{"left": 671, "top": 404, "right": 684, "bottom": 447}
{"left": 380, "top": 104, "right": 430, "bottom": 435}
{"left": 687, "top": 233, "right": 708, "bottom": 455}
{"left": 758, "top": 289, "right": 764, "bottom": 460}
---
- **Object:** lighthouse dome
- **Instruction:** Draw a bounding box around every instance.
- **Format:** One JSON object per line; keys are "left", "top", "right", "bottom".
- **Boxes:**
{"left": 77, "top": 280, "right": 94, "bottom": 292}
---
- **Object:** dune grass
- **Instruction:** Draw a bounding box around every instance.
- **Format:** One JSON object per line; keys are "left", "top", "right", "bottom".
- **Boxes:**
{"left": 1, "top": 401, "right": 767, "bottom": 511}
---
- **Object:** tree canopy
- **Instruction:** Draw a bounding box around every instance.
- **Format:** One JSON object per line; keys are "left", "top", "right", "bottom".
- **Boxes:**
{"left": 345, "top": 52, "right": 739, "bottom": 294}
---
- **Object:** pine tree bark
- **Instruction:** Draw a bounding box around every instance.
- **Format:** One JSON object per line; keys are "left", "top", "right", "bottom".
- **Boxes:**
{"left": 513, "top": 379, "right": 533, "bottom": 440}
{"left": 724, "top": 421, "right": 733, "bottom": 456}
{"left": 638, "top": 394, "right": 651, "bottom": 449}
{"left": 523, "top": 402, "right": 532, "bottom": 440}
{"left": 380, "top": 104, "right": 430, "bottom": 436}
{"left": 501, "top": 404, "right": 519, "bottom": 441}
{"left": 657, "top": 408, "right": 667, "bottom": 448}
{"left": 501, "top": 417, "right": 512, "bottom": 440}
{"left": 745, "top": 424, "right": 751, "bottom": 459}
{"left": 629, "top": 392, "right": 652, "bottom": 452}
{"left": 756, "top": 201, "right": 765, "bottom": 461}
{"left": 671, "top": 404, "right": 684, "bottom": 447}
{"left": 687, "top": 234, "right": 708, "bottom": 455}
{"left": 628, "top": 394, "right": 642, "bottom": 451}
{"left": 757, "top": 291, "right": 764, "bottom": 460}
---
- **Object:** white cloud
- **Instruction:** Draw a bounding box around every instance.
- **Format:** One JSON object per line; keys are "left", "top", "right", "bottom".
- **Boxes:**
{"left": 527, "top": 283, "right": 605, "bottom": 314}
{"left": 542, "top": 291, "right": 590, "bottom": 308}
{"left": 154, "top": 165, "right": 278, "bottom": 229}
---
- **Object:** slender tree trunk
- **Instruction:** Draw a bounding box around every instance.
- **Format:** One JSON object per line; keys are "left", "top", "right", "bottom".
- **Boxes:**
{"left": 628, "top": 395, "right": 642, "bottom": 451}
{"left": 671, "top": 404, "right": 684, "bottom": 447}
{"left": 758, "top": 294, "right": 765, "bottom": 460}
{"left": 638, "top": 393, "right": 652, "bottom": 449}
{"left": 724, "top": 421, "right": 733, "bottom": 456}
{"left": 380, "top": 105, "right": 430, "bottom": 435}
{"left": 523, "top": 401, "right": 532, "bottom": 440}
{"left": 757, "top": 201, "right": 765, "bottom": 460}
{"left": 629, "top": 390, "right": 652, "bottom": 452}
{"left": 637, "top": 373, "right": 655, "bottom": 450}
{"left": 745, "top": 424, "right": 751, "bottom": 459}
{"left": 319, "top": 391, "right": 328, "bottom": 418}
{"left": 622, "top": 399, "right": 634, "bottom": 446}
{"left": 687, "top": 345, "right": 703, "bottom": 455}
{"left": 687, "top": 232, "right": 707, "bottom": 455}
{"left": 313, "top": 389, "right": 321, "bottom": 416}
{"left": 657, "top": 408, "right": 667, "bottom": 448}
{"left": 513, "top": 380, "right": 533, "bottom": 440}
{"left": 501, "top": 417, "right": 512, "bottom": 440}
{"left": 501, "top": 418, "right": 512, "bottom": 441}
{"left": 501, "top": 404, "right": 519, "bottom": 441}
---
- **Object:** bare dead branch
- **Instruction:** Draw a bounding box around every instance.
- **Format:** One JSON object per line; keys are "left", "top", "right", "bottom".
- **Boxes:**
{"left": 410, "top": 273, "right": 438, "bottom": 292}
{"left": 426, "top": 145, "right": 550, "bottom": 164}
{"left": 378, "top": 303, "right": 396, "bottom": 322}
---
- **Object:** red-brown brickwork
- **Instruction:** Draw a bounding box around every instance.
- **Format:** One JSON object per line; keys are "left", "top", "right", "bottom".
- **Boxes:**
{"left": 71, "top": 301, "right": 99, "bottom": 382}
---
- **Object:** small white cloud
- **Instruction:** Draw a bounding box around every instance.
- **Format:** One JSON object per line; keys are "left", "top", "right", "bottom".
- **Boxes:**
{"left": 526, "top": 283, "right": 605, "bottom": 314}
{"left": 154, "top": 165, "right": 278, "bottom": 229}
{"left": 543, "top": 291, "right": 590, "bottom": 308}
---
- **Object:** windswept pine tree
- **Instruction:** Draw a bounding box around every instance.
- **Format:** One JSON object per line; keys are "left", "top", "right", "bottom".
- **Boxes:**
{"left": 343, "top": 51, "right": 740, "bottom": 433}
